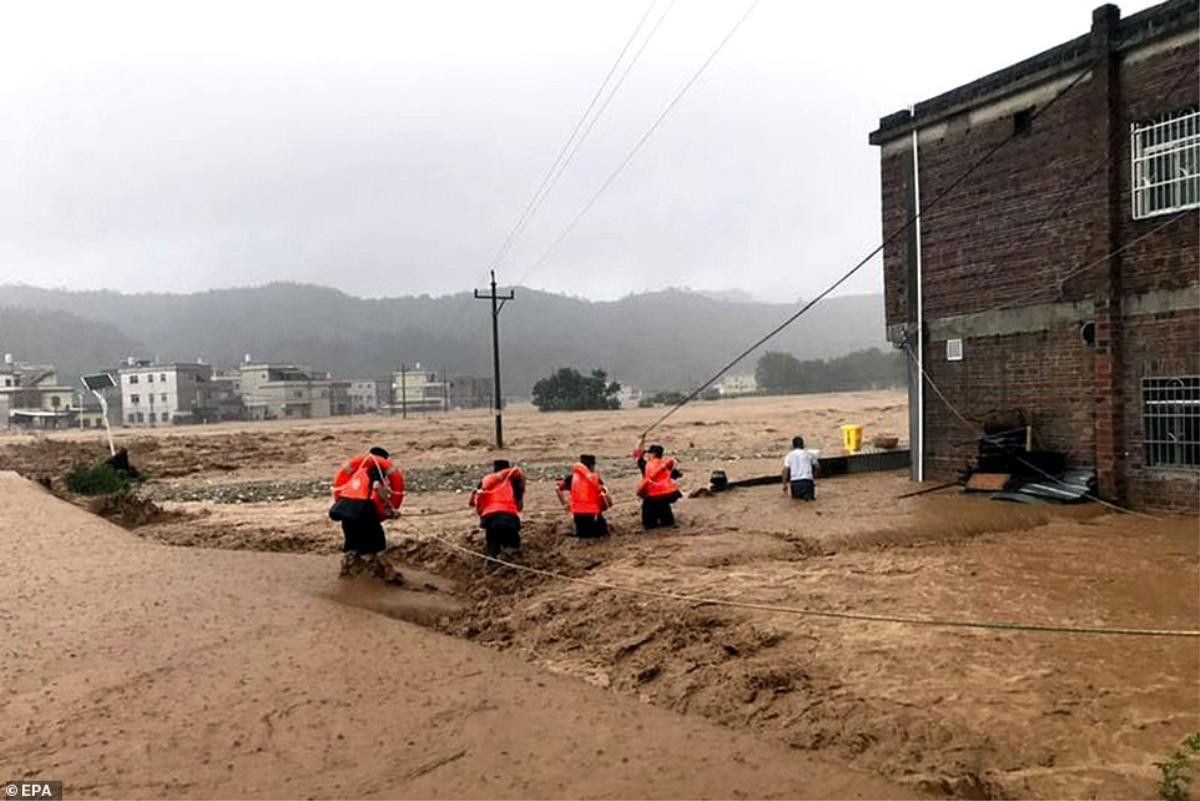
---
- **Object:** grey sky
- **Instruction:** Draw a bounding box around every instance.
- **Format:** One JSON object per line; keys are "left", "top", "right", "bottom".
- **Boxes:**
{"left": 0, "top": 0, "right": 1158, "bottom": 302}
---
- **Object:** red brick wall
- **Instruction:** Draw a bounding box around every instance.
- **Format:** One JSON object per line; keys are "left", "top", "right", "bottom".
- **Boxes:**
{"left": 1122, "top": 310, "right": 1200, "bottom": 511}
{"left": 921, "top": 324, "right": 1097, "bottom": 479}
{"left": 880, "top": 149, "right": 910, "bottom": 329}
{"left": 875, "top": 31, "right": 1199, "bottom": 511}
{"left": 1113, "top": 38, "right": 1200, "bottom": 298}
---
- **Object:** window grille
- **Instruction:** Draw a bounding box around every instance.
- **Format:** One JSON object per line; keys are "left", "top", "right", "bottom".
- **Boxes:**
{"left": 1131, "top": 108, "right": 1200, "bottom": 219}
{"left": 1142, "top": 376, "right": 1200, "bottom": 469}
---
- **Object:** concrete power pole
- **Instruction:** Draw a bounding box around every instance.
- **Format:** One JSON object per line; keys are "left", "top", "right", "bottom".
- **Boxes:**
{"left": 474, "top": 270, "right": 515, "bottom": 449}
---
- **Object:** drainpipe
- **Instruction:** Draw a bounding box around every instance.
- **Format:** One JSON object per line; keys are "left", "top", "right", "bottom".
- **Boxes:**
{"left": 911, "top": 123, "right": 925, "bottom": 482}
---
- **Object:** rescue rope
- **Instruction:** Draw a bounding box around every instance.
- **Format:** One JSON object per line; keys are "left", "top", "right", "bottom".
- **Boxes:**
{"left": 421, "top": 532, "right": 1199, "bottom": 638}
{"left": 638, "top": 59, "right": 1099, "bottom": 437}
{"left": 902, "top": 343, "right": 1161, "bottom": 521}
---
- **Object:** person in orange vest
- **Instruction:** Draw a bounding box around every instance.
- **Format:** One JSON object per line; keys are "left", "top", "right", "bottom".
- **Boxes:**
{"left": 329, "top": 446, "right": 405, "bottom": 557}
{"left": 556, "top": 454, "right": 612, "bottom": 539}
{"left": 469, "top": 459, "right": 526, "bottom": 556}
{"left": 633, "top": 435, "right": 682, "bottom": 530}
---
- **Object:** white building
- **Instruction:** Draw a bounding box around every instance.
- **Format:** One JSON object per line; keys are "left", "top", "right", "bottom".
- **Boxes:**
{"left": 0, "top": 355, "right": 76, "bottom": 429}
{"left": 238, "top": 363, "right": 331, "bottom": 421}
{"left": 390, "top": 364, "right": 446, "bottom": 414}
{"left": 119, "top": 361, "right": 215, "bottom": 426}
{"left": 349, "top": 380, "right": 379, "bottom": 414}
{"left": 717, "top": 374, "right": 758, "bottom": 396}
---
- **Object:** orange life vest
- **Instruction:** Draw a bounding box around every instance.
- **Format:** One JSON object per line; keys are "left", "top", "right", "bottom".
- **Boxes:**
{"left": 332, "top": 454, "right": 405, "bottom": 518}
{"left": 569, "top": 463, "right": 610, "bottom": 516}
{"left": 471, "top": 467, "right": 524, "bottom": 518}
{"left": 637, "top": 456, "right": 679, "bottom": 499}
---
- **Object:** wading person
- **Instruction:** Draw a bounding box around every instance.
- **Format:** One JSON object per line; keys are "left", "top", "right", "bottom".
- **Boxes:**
{"left": 470, "top": 459, "right": 526, "bottom": 556}
{"left": 781, "top": 436, "right": 819, "bottom": 501}
{"left": 633, "top": 435, "right": 682, "bottom": 530}
{"left": 556, "top": 454, "right": 612, "bottom": 538}
{"left": 329, "top": 446, "right": 405, "bottom": 561}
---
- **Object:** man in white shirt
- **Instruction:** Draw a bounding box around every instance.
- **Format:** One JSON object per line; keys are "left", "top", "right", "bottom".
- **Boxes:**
{"left": 782, "top": 436, "right": 819, "bottom": 501}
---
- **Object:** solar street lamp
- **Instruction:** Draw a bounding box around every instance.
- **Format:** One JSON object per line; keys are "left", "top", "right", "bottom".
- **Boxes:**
{"left": 81, "top": 373, "right": 117, "bottom": 456}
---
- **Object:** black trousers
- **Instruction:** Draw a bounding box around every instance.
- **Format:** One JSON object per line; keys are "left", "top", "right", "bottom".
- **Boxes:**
{"left": 573, "top": 514, "right": 609, "bottom": 539}
{"left": 641, "top": 496, "right": 678, "bottom": 529}
{"left": 482, "top": 512, "right": 522, "bottom": 555}
{"left": 341, "top": 516, "right": 386, "bottom": 555}
{"left": 789, "top": 479, "right": 815, "bottom": 501}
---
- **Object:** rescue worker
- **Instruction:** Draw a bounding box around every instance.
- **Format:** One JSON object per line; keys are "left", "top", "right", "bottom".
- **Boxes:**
{"left": 633, "top": 435, "right": 682, "bottom": 530}
{"left": 329, "top": 446, "right": 405, "bottom": 558}
{"left": 556, "top": 454, "right": 612, "bottom": 538}
{"left": 469, "top": 459, "right": 526, "bottom": 556}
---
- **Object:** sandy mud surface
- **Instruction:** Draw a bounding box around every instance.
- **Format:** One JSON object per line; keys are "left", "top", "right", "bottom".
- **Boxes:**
{"left": 3, "top": 391, "right": 1197, "bottom": 799}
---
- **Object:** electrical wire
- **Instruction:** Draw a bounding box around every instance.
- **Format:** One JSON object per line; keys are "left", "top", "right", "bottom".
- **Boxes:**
{"left": 638, "top": 59, "right": 1100, "bottom": 436}
{"left": 483, "top": 0, "right": 661, "bottom": 282}
{"left": 507, "top": 0, "right": 763, "bottom": 291}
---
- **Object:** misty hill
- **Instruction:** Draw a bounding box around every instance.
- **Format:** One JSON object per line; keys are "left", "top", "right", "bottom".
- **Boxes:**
{"left": 0, "top": 307, "right": 141, "bottom": 379}
{"left": 0, "top": 283, "right": 887, "bottom": 395}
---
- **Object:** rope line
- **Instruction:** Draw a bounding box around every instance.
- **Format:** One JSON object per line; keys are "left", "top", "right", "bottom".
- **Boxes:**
{"left": 639, "top": 59, "right": 1099, "bottom": 437}
{"left": 422, "top": 532, "right": 1199, "bottom": 638}
{"left": 902, "top": 343, "right": 1160, "bottom": 521}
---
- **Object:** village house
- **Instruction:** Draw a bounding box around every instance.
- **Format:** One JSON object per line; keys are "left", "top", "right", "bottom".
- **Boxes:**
{"left": 0, "top": 354, "right": 76, "bottom": 429}
{"left": 870, "top": 0, "right": 1198, "bottom": 510}
{"left": 238, "top": 362, "right": 332, "bottom": 420}
{"left": 119, "top": 361, "right": 216, "bottom": 426}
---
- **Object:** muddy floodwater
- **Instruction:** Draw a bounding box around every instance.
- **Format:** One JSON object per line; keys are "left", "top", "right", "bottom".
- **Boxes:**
{"left": 3, "top": 390, "right": 1197, "bottom": 799}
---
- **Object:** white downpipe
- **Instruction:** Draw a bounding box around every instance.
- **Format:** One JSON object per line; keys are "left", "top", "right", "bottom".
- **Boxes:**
{"left": 911, "top": 125, "right": 924, "bottom": 483}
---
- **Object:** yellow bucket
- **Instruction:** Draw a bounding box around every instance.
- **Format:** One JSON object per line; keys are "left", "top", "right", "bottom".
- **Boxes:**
{"left": 840, "top": 424, "right": 864, "bottom": 453}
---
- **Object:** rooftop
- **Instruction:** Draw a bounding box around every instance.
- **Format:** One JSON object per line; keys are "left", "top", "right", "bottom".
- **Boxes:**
{"left": 869, "top": 0, "right": 1198, "bottom": 144}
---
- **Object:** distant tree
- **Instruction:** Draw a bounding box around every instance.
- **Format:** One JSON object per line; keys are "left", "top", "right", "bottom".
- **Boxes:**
{"left": 755, "top": 351, "right": 806, "bottom": 393}
{"left": 755, "top": 348, "right": 906, "bottom": 395}
{"left": 647, "top": 390, "right": 688, "bottom": 406}
{"left": 531, "top": 368, "right": 621, "bottom": 412}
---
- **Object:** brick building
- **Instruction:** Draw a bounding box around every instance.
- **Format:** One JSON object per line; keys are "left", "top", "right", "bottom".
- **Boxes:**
{"left": 870, "top": 1, "right": 1198, "bottom": 510}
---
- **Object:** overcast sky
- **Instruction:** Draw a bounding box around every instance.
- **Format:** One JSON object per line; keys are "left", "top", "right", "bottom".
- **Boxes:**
{"left": 0, "top": 0, "right": 1158, "bottom": 302}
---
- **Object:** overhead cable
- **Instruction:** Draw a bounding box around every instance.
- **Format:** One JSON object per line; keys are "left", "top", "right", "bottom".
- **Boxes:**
{"left": 483, "top": 0, "right": 662, "bottom": 281}
{"left": 639, "top": 58, "right": 1098, "bottom": 436}
{"left": 508, "top": 0, "right": 763, "bottom": 291}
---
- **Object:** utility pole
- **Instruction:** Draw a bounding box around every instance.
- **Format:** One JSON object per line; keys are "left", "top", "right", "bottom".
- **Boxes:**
{"left": 474, "top": 270, "right": 514, "bottom": 448}
{"left": 400, "top": 363, "right": 408, "bottom": 420}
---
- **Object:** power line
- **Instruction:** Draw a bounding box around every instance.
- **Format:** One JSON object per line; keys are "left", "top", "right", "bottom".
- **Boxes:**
{"left": 483, "top": 0, "right": 661, "bottom": 281}
{"left": 508, "top": 0, "right": 763, "bottom": 291}
{"left": 495, "top": 0, "right": 678, "bottom": 287}
{"left": 639, "top": 58, "right": 1098, "bottom": 436}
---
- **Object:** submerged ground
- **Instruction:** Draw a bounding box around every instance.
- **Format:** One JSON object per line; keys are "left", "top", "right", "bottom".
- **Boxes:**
{"left": 2, "top": 391, "right": 1197, "bottom": 799}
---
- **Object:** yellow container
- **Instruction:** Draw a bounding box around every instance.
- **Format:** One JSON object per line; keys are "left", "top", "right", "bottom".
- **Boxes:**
{"left": 840, "top": 424, "right": 864, "bottom": 453}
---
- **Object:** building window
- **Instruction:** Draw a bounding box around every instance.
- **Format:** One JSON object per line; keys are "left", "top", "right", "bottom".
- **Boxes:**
{"left": 161, "top": 393, "right": 167, "bottom": 402}
{"left": 136, "top": 412, "right": 144, "bottom": 423}
{"left": 1131, "top": 108, "right": 1199, "bottom": 219}
{"left": 1142, "top": 376, "right": 1200, "bottom": 469}
{"left": 148, "top": 412, "right": 156, "bottom": 423}
{"left": 160, "top": 373, "right": 167, "bottom": 382}
{"left": 130, "top": 394, "right": 140, "bottom": 404}
{"left": 51, "top": 396, "right": 60, "bottom": 408}
{"left": 129, "top": 375, "right": 138, "bottom": 384}
{"left": 128, "top": 413, "right": 136, "bottom": 424}
{"left": 148, "top": 374, "right": 154, "bottom": 383}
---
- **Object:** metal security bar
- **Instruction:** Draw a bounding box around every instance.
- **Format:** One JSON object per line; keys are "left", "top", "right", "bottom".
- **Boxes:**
{"left": 1142, "top": 376, "right": 1200, "bottom": 469}
{"left": 1131, "top": 108, "right": 1200, "bottom": 219}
